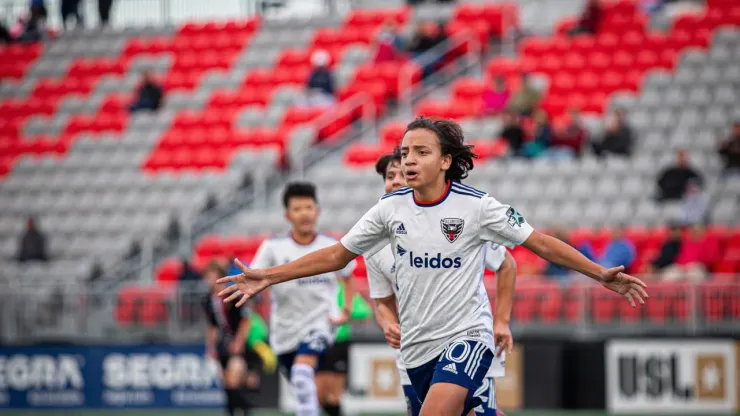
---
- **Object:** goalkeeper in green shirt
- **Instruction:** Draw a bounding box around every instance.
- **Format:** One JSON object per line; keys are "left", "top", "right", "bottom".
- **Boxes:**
{"left": 316, "top": 279, "right": 372, "bottom": 416}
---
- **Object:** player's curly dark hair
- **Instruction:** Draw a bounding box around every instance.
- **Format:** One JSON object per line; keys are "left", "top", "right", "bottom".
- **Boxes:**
{"left": 282, "top": 182, "right": 317, "bottom": 208}
{"left": 374, "top": 147, "right": 402, "bottom": 180}
{"left": 404, "top": 116, "right": 478, "bottom": 181}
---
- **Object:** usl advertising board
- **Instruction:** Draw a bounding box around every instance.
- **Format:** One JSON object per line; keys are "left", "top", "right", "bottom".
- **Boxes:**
{"left": 606, "top": 339, "right": 739, "bottom": 414}
{"left": 0, "top": 345, "right": 225, "bottom": 409}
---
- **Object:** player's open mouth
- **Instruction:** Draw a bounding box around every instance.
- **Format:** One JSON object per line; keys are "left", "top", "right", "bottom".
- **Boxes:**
{"left": 405, "top": 171, "right": 419, "bottom": 180}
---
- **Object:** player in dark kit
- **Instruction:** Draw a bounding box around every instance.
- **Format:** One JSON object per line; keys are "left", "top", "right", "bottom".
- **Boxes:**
{"left": 202, "top": 262, "right": 262, "bottom": 416}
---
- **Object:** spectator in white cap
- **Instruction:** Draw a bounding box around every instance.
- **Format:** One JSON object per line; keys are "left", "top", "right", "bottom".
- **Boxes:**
{"left": 307, "top": 49, "right": 335, "bottom": 97}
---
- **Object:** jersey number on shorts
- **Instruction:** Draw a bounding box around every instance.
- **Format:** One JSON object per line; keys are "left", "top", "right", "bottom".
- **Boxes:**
{"left": 473, "top": 378, "right": 496, "bottom": 413}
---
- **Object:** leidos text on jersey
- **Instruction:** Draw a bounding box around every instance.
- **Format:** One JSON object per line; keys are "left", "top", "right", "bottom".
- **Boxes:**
{"left": 408, "top": 252, "right": 462, "bottom": 269}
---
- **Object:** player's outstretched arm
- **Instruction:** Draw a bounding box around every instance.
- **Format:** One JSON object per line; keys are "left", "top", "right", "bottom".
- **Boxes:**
{"left": 522, "top": 231, "right": 649, "bottom": 307}
{"left": 493, "top": 251, "right": 516, "bottom": 356}
{"left": 218, "top": 243, "right": 358, "bottom": 307}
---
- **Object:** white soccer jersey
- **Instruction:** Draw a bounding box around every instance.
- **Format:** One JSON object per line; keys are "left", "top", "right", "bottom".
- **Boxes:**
{"left": 366, "top": 241, "right": 510, "bottom": 382}
{"left": 251, "top": 233, "right": 355, "bottom": 355}
{"left": 341, "top": 181, "right": 533, "bottom": 368}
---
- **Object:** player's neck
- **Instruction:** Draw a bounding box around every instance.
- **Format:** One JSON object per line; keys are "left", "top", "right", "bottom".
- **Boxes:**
{"left": 291, "top": 230, "right": 317, "bottom": 245}
{"left": 413, "top": 179, "right": 450, "bottom": 204}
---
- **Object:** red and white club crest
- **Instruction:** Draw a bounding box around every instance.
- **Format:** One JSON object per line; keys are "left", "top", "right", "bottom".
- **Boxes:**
{"left": 440, "top": 218, "right": 465, "bottom": 243}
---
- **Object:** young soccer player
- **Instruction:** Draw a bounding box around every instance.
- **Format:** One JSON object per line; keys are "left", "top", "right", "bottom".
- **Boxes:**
{"left": 219, "top": 117, "right": 648, "bottom": 416}
{"left": 368, "top": 150, "right": 515, "bottom": 416}
{"left": 202, "top": 262, "right": 255, "bottom": 416}
{"left": 248, "top": 182, "right": 356, "bottom": 416}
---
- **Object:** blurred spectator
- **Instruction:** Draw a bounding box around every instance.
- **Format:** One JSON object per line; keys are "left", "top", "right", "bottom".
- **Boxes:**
{"left": 307, "top": 49, "right": 335, "bottom": 97}
{"left": 129, "top": 72, "right": 163, "bottom": 113}
{"left": 521, "top": 109, "right": 552, "bottom": 158}
{"left": 481, "top": 76, "right": 510, "bottom": 116}
{"left": 661, "top": 224, "right": 718, "bottom": 282}
{"left": 408, "top": 22, "right": 445, "bottom": 79}
{"left": 507, "top": 73, "right": 541, "bottom": 117}
{"left": 718, "top": 120, "right": 740, "bottom": 174}
{"left": 295, "top": 87, "right": 335, "bottom": 109}
{"left": 582, "top": 226, "right": 636, "bottom": 270}
{"left": 499, "top": 110, "right": 525, "bottom": 155}
{"left": 552, "top": 107, "right": 588, "bottom": 158}
{"left": 0, "top": 23, "right": 12, "bottom": 43}
{"left": 568, "top": 0, "right": 602, "bottom": 36}
{"left": 373, "top": 20, "right": 405, "bottom": 63}
{"left": 178, "top": 258, "right": 202, "bottom": 283}
{"left": 61, "top": 0, "right": 83, "bottom": 29}
{"left": 656, "top": 150, "right": 703, "bottom": 202}
{"left": 646, "top": 224, "right": 682, "bottom": 273}
{"left": 17, "top": 0, "right": 48, "bottom": 43}
{"left": 592, "top": 108, "right": 634, "bottom": 157}
{"left": 680, "top": 179, "right": 710, "bottom": 226}
{"left": 640, "top": 0, "right": 666, "bottom": 16}
{"left": 98, "top": 0, "right": 113, "bottom": 26}
{"left": 17, "top": 216, "right": 48, "bottom": 263}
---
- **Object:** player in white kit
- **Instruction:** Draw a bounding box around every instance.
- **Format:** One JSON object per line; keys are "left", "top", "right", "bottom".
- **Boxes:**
{"left": 367, "top": 150, "right": 515, "bottom": 416}
{"left": 249, "top": 182, "right": 357, "bottom": 416}
{"left": 219, "top": 117, "right": 648, "bottom": 416}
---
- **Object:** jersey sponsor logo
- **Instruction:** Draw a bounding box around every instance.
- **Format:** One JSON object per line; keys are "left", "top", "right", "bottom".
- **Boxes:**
{"left": 506, "top": 208, "right": 525, "bottom": 228}
{"left": 396, "top": 223, "right": 408, "bottom": 235}
{"left": 440, "top": 218, "right": 465, "bottom": 243}
{"left": 442, "top": 363, "right": 458, "bottom": 374}
{"left": 408, "top": 252, "right": 462, "bottom": 269}
{"left": 396, "top": 244, "right": 407, "bottom": 257}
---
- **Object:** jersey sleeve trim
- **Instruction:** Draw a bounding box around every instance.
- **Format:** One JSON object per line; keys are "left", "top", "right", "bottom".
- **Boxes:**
{"left": 381, "top": 186, "right": 412, "bottom": 200}
{"left": 450, "top": 188, "right": 483, "bottom": 199}
{"left": 451, "top": 182, "right": 486, "bottom": 197}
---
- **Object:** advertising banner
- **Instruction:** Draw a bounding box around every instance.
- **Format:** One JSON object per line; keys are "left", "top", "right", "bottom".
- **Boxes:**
{"left": 0, "top": 345, "right": 225, "bottom": 409}
{"left": 606, "top": 339, "right": 738, "bottom": 414}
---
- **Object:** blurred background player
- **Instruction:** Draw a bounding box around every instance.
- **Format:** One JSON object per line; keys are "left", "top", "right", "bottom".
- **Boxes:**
{"left": 248, "top": 182, "right": 357, "bottom": 416}
{"left": 367, "top": 150, "right": 515, "bottom": 416}
{"left": 316, "top": 275, "right": 373, "bottom": 416}
{"left": 202, "top": 261, "right": 257, "bottom": 416}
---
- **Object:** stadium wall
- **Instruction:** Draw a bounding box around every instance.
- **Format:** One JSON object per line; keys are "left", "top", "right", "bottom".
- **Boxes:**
{"left": 1, "top": 338, "right": 738, "bottom": 414}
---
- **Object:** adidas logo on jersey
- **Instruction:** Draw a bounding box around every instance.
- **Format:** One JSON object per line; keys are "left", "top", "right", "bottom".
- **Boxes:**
{"left": 397, "top": 244, "right": 407, "bottom": 257}
{"left": 396, "top": 223, "right": 407, "bottom": 235}
{"left": 409, "top": 252, "right": 462, "bottom": 269}
{"left": 442, "top": 363, "right": 458, "bottom": 374}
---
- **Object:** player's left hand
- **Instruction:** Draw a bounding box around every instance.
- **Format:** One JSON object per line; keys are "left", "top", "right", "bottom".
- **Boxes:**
{"left": 218, "top": 259, "right": 271, "bottom": 307}
{"left": 599, "top": 266, "right": 649, "bottom": 307}
{"left": 493, "top": 321, "right": 513, "bottom": 357}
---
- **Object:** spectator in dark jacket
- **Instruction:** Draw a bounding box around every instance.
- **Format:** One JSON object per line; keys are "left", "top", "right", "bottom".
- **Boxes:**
{"left": 718, "top": 120, "right": 740, "bottom": 174}
{"left": 499, "top": 110, "right": 525, "bottom": 155}
{"left": 0, "top": 23, "right": 12, "bottom": 43}
{"left": 568, "top": 0, "right": 602, "bottom": 36}
{"left": 656, "top": 150, "right": 703, "bottom": 202}
{"left": 646, "top": 224, "right": 682, "bottom": 273}
{"left": 61, "top": 0, "right": 83, "bottom": 29}
{"left": 17, "top": 217, "right": 48, "bottom": 263}
{"left": 18, "top": 0, "right": 48, "bottom": 43}
{"left": 129, "top": 72, "right": 163, "bottom": 112}
{"left": 521, "top": 109, "right": 552, "bottom": 158}
{"left": 592, "top": 108, "right": 634, "bottom": 157}
{"left": 307, "top": 49, "right": 335, "bottom": 96}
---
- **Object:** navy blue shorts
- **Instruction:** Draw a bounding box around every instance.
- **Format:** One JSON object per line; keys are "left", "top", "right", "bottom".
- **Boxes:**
{"left": 277, "top": 331, "right": 331, "bottom": 377}
{"left": 406, "top": 339, "right": 494, "bottom": 416}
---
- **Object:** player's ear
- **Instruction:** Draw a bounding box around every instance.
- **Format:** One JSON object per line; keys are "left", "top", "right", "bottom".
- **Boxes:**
{"left": 440, "top": 153, "right": 452, "bottom": 172}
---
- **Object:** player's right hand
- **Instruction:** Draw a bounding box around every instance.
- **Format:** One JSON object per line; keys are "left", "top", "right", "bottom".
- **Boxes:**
{"left": 217, "top": 259, "right": 271, "bottom": 307}
{"left": 382, "top": 322, "right": 401, "bottom": 349}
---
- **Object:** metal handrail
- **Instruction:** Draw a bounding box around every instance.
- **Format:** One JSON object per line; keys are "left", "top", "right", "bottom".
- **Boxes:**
{"left": 398, "top": 29, "right": 483, "bottom": 120}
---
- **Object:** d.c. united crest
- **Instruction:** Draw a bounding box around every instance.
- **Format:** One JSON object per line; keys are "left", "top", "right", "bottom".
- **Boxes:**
{"left": 440, "top": 218, "right": 465, "bottom": 243}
